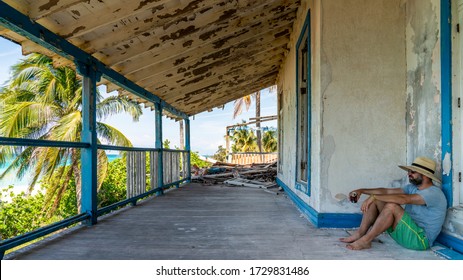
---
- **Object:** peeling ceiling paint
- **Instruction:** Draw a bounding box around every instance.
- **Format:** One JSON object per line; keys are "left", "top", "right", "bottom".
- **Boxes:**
{"left": 1, "top": 0, "right": 301, "bottom": 118}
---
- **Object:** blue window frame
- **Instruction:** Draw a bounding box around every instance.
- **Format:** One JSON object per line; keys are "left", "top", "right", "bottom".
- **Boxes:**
{"left": 295, "top": 11, "right": 311, "bottom": 195}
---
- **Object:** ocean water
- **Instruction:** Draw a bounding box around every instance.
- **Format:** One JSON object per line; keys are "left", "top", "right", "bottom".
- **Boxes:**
{"left": 0, "top": 154, "right": 121, "bottom": 194}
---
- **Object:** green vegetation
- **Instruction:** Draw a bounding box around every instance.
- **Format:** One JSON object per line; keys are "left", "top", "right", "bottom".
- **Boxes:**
{"left": 190, "top": 151, "right": 211, "bottom": 168}
{"left": 0, "top": 53, "right": 142, "bottom": 214}
{"left": 230, "top": 127, "right": 277, "bottom": 153}
{"left": 0, "top": 157, "right": 129, "bottom": 240}
{"left": 231, "top": 126, "right": 258, "bottom": 152}
{"left": 212, "top": 145, "right": 227, "bottom": 162}
{"left": 262, "top": 130, "right": 278, "bottom": 153}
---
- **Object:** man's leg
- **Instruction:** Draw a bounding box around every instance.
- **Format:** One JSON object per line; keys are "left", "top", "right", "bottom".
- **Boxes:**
{"left": 346, "top": 203, "right": 404, "bottom": 250}
{"left": 339, "top": 200, "right": 385, "bottom": 243}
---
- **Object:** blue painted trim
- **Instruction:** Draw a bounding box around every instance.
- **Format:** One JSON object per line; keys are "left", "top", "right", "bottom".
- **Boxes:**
{"left": 97, "top": 178, "right": 188, "bottom": 216}
{"left": 185, "top": 118, "right": 191, "bottom": 182}
{"left": 436, "top": 232, "right": 463, "bottom": 255}
{"left": 294, "top": 10, "right": 312, "bottom": 196}
{"left": 163, "top": 148, "right": 189, "bottom": 153}
{"left": 0, "top": 1, "right": 187, "bottom": 120}
{"left": 155, "top": 103, "right": 164, "bottom": 195}
{"left": 0, "top": 213, "right": 89, "bottom": 252}
{"left": 276, "top": 177, "right": 362, "bottom": 228}
{"left": 98, "top": 144, "right": 160, "bottom": 152}
{"left": 80, "top": 73, "right": 98, "bottom": 225}
{"left": 0, "top": 137, "right": 90, "bottom": 148}
{"left": 433, "top": 245, "right": 463, "bottom": 260}
{"left": 440, "top": 0, "right": 453, "bottom": 207}
{"left": 278, "top": 177, "right": 318, "bottom": 225}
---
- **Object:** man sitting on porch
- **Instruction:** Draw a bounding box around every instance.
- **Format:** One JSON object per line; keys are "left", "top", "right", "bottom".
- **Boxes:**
{"left": 340, "top": 157, "right": 447, "bottom": 251}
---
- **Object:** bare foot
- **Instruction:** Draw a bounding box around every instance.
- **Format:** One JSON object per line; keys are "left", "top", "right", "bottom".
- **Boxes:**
{"left": 346, "top": 239, "right": 372, "bottom": 250}
{"left": 339, "top": 232, "right": 361, "bottom": 243}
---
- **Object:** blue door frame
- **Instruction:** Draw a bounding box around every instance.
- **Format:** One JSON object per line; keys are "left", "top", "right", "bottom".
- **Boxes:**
{"left": 436, "top": 0, "right": 463, "bottom": 255}
{"left": 295, "top": 11, "right": 312, "bottom": 196}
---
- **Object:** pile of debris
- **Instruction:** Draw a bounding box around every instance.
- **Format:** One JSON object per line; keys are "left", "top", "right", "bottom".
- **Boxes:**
{"left": 191, "top": 161, "right": 281, "bottom": 194}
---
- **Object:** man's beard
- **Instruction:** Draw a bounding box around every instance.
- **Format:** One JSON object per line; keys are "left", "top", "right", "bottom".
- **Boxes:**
{"left": 409, "top": 174, "right": 423, "bottom": 186}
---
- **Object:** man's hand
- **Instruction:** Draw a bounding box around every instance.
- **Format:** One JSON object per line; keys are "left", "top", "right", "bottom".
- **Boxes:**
{"left": 361, "top": 195, "right": 376, "bottom": 212}
{"left": 349, "top": 190, "right": 363, "bottom": 203}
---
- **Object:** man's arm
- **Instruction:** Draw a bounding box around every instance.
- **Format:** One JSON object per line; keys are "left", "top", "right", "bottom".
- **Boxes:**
{"left": 350, "top": 187, "right": 404, "bottom": 198}
{"left": 361, "top": 193, "right": 426, "bottom": 212}
{"left": 371, "top": 193, "right": 425, "bottom": 205}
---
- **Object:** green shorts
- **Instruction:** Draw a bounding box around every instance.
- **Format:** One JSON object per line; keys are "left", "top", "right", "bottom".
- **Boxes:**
{"left": 386, "top": 212, "right": 429, "bottom": 250}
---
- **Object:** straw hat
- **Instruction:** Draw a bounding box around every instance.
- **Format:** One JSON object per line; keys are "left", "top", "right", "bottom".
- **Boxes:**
{"left": 399, "top": 156, "right": 441, "bottom": 183}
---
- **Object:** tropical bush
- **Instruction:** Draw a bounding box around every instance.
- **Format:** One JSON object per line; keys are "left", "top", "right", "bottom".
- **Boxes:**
{"left": 212, "top": 145, "right": 227, "bottom": 162}
{"left": 97, "top": 158, "right": 127, "bottom": 207}
{"left": 190, "top": 151, "right": 211, "bottom": 168}
{"left": 0, "top": 186, "right": 48, "bottom": 240}
{"left": 0, "top": 157, "right": 128, "bottom": 240}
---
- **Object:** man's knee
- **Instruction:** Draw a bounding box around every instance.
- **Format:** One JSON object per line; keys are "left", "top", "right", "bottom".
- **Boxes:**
{"left": 382, "top": 202, "right": 404, "bottom": 216}
{"left": 382, "top": 202, "right": 403, "bottom": 212}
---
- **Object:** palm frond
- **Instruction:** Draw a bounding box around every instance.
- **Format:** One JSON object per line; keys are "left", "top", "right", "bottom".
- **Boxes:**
{"left": 97, "top": 150, "right": 108, "bottom": 190}
{"left": 233, "top": 95, "right": 253, "bottom": 119}
{"left": 96, "top": 122, "right": 133, "bottom": 147}
{"left": 96, "top": 96, "right": 142, "bottom": 122}
{"left": 48, "top": 111, "right": 82, "bottom": 142}
{"left": 0, "top": 102, "right": 58, "bottom": 138}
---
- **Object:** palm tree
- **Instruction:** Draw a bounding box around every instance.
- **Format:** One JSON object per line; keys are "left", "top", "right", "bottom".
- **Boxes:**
{"left": 0, "top": 53, "right": 142, "bottom": 213}
{"left": 231, "top": 126, "right": 258, "bottom": 153}
{"left": 233, "top": 93, "right": 262, "bottom": 152}
{"left": 262, "top": 130, "right": 278, "bottom": 152}
{"left": 232, "top": 86, "right": 277, "bottom": 153}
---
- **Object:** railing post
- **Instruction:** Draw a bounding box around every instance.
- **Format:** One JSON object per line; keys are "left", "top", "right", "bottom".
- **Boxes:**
{"left": 77, "top": 61, "right": 100, "bottom": 225}
{"left": 155, "top": 103, "right": 164, "bottom": 195}
{"left": 185, "top": 118, "right": 191, "bottom": 181}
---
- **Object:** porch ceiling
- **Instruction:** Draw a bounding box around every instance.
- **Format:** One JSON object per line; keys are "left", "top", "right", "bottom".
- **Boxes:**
{"left": 0, "top": 0, "right": 300, "bottom": 118}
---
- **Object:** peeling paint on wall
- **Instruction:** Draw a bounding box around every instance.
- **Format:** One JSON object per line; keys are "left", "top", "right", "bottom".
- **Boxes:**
{"left": 405, "top": 0, "right": 442, "bottom": 163}
{"left": 443, "top": 152, "right": 452, "bottom": 175}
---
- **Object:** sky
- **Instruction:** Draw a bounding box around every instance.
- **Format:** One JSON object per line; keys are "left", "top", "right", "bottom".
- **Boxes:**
{"left": 0, "top": 37, "right": 277, "bottom": 156}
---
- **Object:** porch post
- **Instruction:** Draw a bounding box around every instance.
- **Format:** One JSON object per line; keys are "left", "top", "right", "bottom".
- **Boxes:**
{"left": 78, "top": 62, "right": 100, "bottom": 225}
{"left": 185, "top": 118, "right": 191, "bottom": 181}
{"left": 155, "top": 102, "right": 164, "bottom": 195}
{"left": 441, "top": 0, "right": 453, "bottom": 207}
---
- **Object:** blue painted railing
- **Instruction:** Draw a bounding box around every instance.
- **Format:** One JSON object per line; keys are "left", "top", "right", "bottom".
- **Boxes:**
{"left": 0, "top": 143, "right": 190, "bottom": 258}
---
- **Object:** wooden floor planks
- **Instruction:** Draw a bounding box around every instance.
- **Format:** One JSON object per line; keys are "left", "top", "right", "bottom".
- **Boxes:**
{"left": 4, "top": 183, "right": 444, "bottom": 260}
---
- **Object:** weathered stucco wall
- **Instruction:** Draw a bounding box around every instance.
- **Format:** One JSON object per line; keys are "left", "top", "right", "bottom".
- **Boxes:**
{"left": 277, "top": 0, "right": 408, "bottom": 213}
{"left": 319, "top": 0, "right": 407, "bottom": 212}
{"left": 405, "top": 0, "right": 442, "bottom": 171}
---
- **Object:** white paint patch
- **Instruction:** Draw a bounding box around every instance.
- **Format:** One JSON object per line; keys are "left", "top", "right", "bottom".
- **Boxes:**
{"left": 443, "top": 152, "right": 452, "bottom": 175}
{"left": 434, "top": 93, "right": 440, "bottom": 104}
